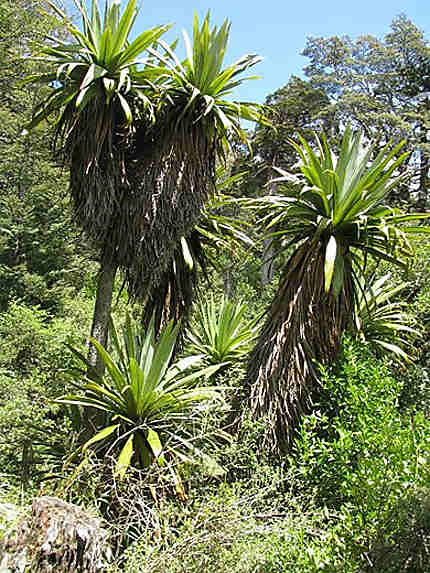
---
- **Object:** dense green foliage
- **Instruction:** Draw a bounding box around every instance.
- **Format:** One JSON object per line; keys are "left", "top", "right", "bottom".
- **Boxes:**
{"left": 0, "top": 0, "right": 91, "bottom": 313}
{"left": 106, "top": 343, "right": 430, "bottom": 572}
{"left": 0, "top": 2, "right": 429, "bottom": 572}
{"left": 302, "top": 15, "right": 430, "bottom": 208}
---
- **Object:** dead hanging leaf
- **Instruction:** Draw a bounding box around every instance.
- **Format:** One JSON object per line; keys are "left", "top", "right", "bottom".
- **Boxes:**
{"left": 174, "top": 477, "right": 188, "bottom": 503}
{"left": 149, "top": 485, "right": 158, "bottom": 503}
{"left": 168, "top": 465, "right": 188, "bottom": 503}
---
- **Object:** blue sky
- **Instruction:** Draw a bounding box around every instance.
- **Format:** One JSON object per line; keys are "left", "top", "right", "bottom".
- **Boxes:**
{"left": 134, "top": 0, "right": 429, "bottom": 104}
{"left": 68, "top": 1, "right": 429, "bottom": 104}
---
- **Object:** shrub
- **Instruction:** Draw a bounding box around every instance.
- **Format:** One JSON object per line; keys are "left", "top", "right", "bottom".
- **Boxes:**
{"left": 109, "top": 487, "right": 357, "bottom": 573}
{"left": 0, "top": 297, "right": 92, "bottom": 485}
{"left": 366, "top": 487, "right": 430, "bottom": 572}
{"left": 291, "top": 338, "right": 430, "bottom": 568}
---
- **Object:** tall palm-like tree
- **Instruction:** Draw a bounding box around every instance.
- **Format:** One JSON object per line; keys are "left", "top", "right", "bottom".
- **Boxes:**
{"left": 28, "top": 0, "right": 168, "bottom": 247}
{"left": 244, "top": 127, "right": 429, "bottom": 453}
{"left": 26, "top": 1, "right": 263, "bottom": 372}
{"left": 123, "top": 12, "right": 263, "bottom": 299}
{"left": 26, "top": 0, "right": 169, "bottom": 370}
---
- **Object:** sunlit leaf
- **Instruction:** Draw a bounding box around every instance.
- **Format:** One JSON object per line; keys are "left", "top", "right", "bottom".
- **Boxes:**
{"left": 82, "top": 424, "right": 119, "bottom": 453}
{"left": 147, "top": 428, "right": 162, "bottom": 458}
{"left": 115, "top": 434, "right": 134, "bottom": 479}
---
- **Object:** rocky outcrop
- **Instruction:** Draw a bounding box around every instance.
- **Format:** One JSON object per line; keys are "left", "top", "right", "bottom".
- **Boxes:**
{"left": 0, "top": 496, "right": 111, "bottom": 572}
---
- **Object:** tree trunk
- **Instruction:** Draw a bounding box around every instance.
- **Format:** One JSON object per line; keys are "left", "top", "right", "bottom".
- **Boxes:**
{"left": 417, "top": 97, "right": 429, "bottom": 210}
{"left": 223, "top": 264, "right": 234, "bottom": 299}
{"left": 261, "top": 178, "right": 276, "bottom": 286}
{"left": 0, "top": 496, "right": 111, "bottom": 572}
{"left": 261, "top": 237, "right": 275, "bottom": 286}
{"left": 88, "top": 256, "right": 118, "bottom": 379}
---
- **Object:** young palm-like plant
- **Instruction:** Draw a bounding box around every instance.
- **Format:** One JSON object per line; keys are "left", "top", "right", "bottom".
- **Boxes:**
{"left": 355, "top": 274, "right": 418, "bottom": 363}
{"left": 244, "top": 126, "right": 429, "bottom": 453}
{"left": 59, "top": 315, "right": 223, "bottom": 478}
{"left": 188, "top": 296, "right": 261, "bottom": 370}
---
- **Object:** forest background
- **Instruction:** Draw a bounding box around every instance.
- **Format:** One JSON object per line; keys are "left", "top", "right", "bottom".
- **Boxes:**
{"left": 0, "top": 0, "right": 429, "bottom": 571}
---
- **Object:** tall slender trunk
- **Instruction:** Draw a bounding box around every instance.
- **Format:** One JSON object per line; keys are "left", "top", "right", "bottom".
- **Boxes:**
{"left": 417, "top": 97, "right": 429, "bottom": 210}
{"left": 261, "top": 178, "right": 276, "bottom": 286}
{"left": 87, "top": 256, "right": 118, "bottom": 378}
{"left": 261, "top": 237, "right": 275, "bottom": 286}
{"left": 223, "top": 263, "right": 234, "bottom": 299}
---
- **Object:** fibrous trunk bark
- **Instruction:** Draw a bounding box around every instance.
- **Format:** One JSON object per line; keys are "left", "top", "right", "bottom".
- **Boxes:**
{"left": 124, "top": 125, "right": 215, "bottom": 300}
{"left": 244, "top": 241, "right": 354, "bottom": 454}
